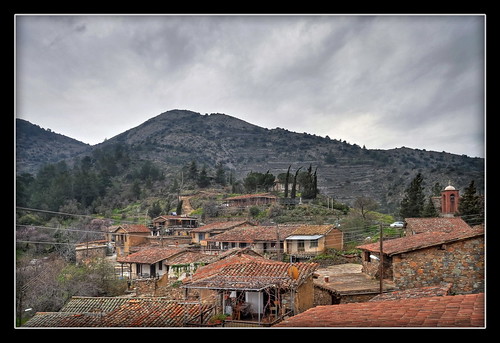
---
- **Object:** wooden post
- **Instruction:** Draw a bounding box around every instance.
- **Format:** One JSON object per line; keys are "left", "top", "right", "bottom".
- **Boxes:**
{"left": 379, "top": 223, "right": 384, "bottom": 294}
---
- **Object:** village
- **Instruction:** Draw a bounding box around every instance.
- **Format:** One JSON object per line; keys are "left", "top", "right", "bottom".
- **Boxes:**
{"left": 21, "top": 183, "right": 485, "bottom": 328}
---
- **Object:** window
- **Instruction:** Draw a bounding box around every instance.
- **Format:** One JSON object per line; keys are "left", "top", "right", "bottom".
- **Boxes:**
{"left": 310, "top": 240, "right": 318, "bottom": 248}
{"left": 298, "top": 240, "right": 305, "bottom": 252}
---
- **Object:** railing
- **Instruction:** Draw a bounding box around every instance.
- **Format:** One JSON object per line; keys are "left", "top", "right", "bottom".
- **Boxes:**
{"left": 222, "top": 310, "right": 293, "bottom": 327}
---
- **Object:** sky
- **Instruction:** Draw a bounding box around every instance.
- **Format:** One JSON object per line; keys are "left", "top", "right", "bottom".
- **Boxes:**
{"left": 15, "top": 15, "right": 485, "bottom": 158}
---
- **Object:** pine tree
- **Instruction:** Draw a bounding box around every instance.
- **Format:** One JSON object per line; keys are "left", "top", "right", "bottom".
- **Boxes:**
{"left": 214, "top": 162, "right": 226, "bottom": 186}
{"left": 399, "top": 172, "right": 426, "bottom": 218}
{"left": 458, "top": 180, "right": 483, "bottom": 225}
{"left": 198, "top": 165, "right": 211, "bottom": 188}
{"left": 422, "top": 196, "right": 439, "bottom": 217}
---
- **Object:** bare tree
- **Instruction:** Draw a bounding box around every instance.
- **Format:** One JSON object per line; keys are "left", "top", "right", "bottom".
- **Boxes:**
{"left": 353, "top": 196, "right": 379, "bottom": 221}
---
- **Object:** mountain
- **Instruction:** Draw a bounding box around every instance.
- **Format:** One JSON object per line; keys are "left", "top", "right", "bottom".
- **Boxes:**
{"left": 15, "top": 110, "right": 485, "bottom": 213}
{"left": 15, "top": 119, "right": 91, "bottom": 175}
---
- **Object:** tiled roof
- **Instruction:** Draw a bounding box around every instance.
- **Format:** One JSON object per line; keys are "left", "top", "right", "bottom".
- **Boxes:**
{"left": 116, "top": 247, "right": 185, "bottom": 264}
{"left": 22, "top": 312, "right": 104, "bottom": 327}
{"left": 184, "top": 253, "right": 318, "bottom": 290}
{"left": 274, "top": 293, "right": 485, "bottom": 327}
{"left": 226, "top": 193, "right": 277, "bottom": 200}
{"left": 152, "top": 215, "right": 198, "bottom": 223}
{"left": 164, "top": 250, "right": 214, "bottom": 266}
{"left": 191, "top": 220, "right": 253, "bottom": 233}
{"left": 290, "top": 224, "right": 335, "bottom": 236}
{"left": 357, "top": 224, "right": 484, "bottom": 256}
{"left": 102, "top": 299, "right": 212, "bottom": 327}
{"left": 205, "top": 225, "right": 299, "bottom": 243}
{"left": 369, "top": 283, "right": 453, "bottom": 302}
{"left": 187, "top": 254, "right": 275, "bottom": 283}
{"left": 405, "top": 217, "right": 471, "bottom": 234}
{"left": 23, "top": 298, "right": 212, "bottom": 327}
{"left": 108, "top": 224, "right": 151, "bottom": 233}
{"left": 60, "top": 296, "right": 132, "bottom": 313}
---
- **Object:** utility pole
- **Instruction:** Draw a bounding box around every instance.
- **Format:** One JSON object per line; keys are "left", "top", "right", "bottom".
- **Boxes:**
{"left": 276, "top": 223, "right": 281, "bottom": 261}
{"left": 379, "top": 223, "right": 384, "bottom": 294}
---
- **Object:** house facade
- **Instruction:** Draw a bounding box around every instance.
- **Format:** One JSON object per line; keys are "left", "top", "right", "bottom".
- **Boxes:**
{"left": 182, "top": 252, "right": 319, "bottom": 325}
{"left": 285, "top": 225, "right": 343, "bottom": 258}
{"left": 151, "top": 215, "right": 199, "bottom": 236}
{"left": 224, "top": 193, "right": 277, "bottom": 207}
{"left": 204, "top": 225, "right": 298, "bottom": 257}
{"left": 107, "top": 224, "right": 151, "bottom": 257}
{"left": 357, "top": 224, "right": 484, "bottom": 294}
{"left": 116, "top": 247, "right": 186, "bottom": 279}
{"left": 190, "top": 220, "right": 254, "bottom": 246}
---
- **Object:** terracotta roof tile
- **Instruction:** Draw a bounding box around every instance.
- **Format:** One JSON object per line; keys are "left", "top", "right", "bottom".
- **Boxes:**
{"left": 60, "top": 296, "right": 132, "bottom": 313}
{"left": 205, "top": 225, "right": 299, "bottom": 243}
{"left": 102, "top": 299, "right": 211, "bottom": 327}
{"left": 108, "top": 224, "right": 151, "bottom": 233}
{"left": 405, "top": 217, "right": 471, "bottom": 234}
{"left": 191, "top": 220, "right": 254, "bottom": 233}
{"left": 184, "top": 253, "right": 318, "bottom": 290}
{"left": 116, "top": 247, "right": 185, "bottom": 264}
{"left": 24, "top": 298, "right": 212, "bottom": 327}
{"left": 226, "top": 193, "right": 277, "bottom": 201}
{"left": 291, "top": 224, "right": 335, "bottom": 236}
{"left": 274, "top": 293, "right": 484, "bottom": 327}
{"left": 357, "top": 224, "right": 484, "bottom": 256}
{"left": 164, "top": 250, "right": 214, "bottom": 266}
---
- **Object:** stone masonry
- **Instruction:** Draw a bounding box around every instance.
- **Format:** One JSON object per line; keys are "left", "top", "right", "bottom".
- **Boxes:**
{"left": 391, "top": 236, "right": 484, "bottom": 294}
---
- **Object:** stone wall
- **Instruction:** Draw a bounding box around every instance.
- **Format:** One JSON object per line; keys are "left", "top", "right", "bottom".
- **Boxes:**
{"left": 392, "top": 236, "right": 484, "bottom": 294}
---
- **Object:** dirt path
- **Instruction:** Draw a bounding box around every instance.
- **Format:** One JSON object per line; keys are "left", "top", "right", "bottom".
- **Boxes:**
{"left": 179, "top": 195, "right": 195, "bottom": 215}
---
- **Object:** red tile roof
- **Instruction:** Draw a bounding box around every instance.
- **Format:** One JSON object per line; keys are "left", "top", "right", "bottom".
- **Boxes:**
{"left": 23, "top": 298, "right": 212, "bottom": 327}
{"left": 290, "top": 224, "right": 336, "bottom": 236}
{"left": 109, "top": 224, "right": 151, "bottom": 233}
{"left": 405, "top": 217, "right": 471, "bottom": 235}
{"left": 274, "top": 293, "right": 485, "bottom": 327}
{"left": 357, "top": 224, "right": 484, "bottom": 256}
{"left": 164, "top": 250, "right": 214, "bottom": 266}
{"left": 205, "top": 225, "right": 299, "bottom": 243}
{"left": 116, "top": 247, "right": 185, "bottom": 264}
{"left": 184, "top": 253, "right": 318, "bottom": 290}
{"left": 191, "top": 220, "right": 254, "bottom": 233}
{"left": 102, "top": 299, "right": 211, "bottom": 327}
{"left": 226, "top": 193, "right": 277, "bottom": 201}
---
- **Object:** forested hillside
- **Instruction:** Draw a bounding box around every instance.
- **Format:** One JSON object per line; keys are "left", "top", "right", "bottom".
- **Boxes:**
{"left": 15, "top": 110, "right": 485, "bottom": 216}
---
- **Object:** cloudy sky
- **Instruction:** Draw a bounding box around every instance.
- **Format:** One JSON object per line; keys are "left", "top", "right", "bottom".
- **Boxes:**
{"left": 15, "top": 15, "right": 485, "bottom": 158}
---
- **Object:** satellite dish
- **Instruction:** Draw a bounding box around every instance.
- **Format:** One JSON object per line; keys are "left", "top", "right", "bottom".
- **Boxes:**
{"left": 287, "top": 265, "right": 299, "bottom": 280}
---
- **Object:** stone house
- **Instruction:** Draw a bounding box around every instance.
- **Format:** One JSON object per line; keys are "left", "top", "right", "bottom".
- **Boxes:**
{"left": 357, "top": 224, "right": 484, "bottom": 294}
{"left": 285, "top": 224, "right": 343, "bottom": 258}
{"left": 190, "top": 220, "right": 254, "bottom": 246}
{"left": 151, "top": 215, "right": 199, "bottom": 236}
{"left": 204, "top": 225, "right": 298, "bottom": 257}
{"left": 23, "top": 297, "right": 214, "bottom": 327}
{"left": 116, "top": 247, "right": 186, "bottom": 279}
{"left": 404, "top": 217, "right": 471, "bottom": 236}
{"left": 107, "top": 224, "right": 151, "bottom": 257}
{"left": 182, "top": 252, "right": 318, "bottom": 325}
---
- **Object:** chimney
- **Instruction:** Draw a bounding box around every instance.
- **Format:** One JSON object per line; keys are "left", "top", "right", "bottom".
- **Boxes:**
{"left": 324, "top": 276, "right": 329, "bottom": 283}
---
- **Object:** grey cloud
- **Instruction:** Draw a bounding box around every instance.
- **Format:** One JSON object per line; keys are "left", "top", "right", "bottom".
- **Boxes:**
{"left": 15, "top": 15, "right": 485, "bottom": 157}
